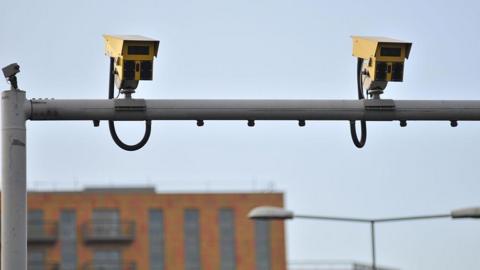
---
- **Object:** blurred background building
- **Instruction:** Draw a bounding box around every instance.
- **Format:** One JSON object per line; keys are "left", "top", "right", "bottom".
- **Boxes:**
{"left": 1, "top": 187, "right": 286, "bottom": 270}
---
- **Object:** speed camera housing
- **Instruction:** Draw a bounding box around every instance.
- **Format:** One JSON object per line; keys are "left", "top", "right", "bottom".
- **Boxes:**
{"left": 103, "top": 34, "right": 159, "bottom": 91}
{"left": 352, "top": 36, "right": 412, "bottom": 92}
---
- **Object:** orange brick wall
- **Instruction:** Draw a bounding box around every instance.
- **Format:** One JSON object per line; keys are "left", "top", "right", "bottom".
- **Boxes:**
{"left": 18, "top": 191, "right": 286, "bottom": 270}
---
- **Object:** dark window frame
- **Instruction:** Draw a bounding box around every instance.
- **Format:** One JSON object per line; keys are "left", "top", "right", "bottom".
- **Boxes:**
{"left": 149, "top": 209, "right": 165, "bottom": 270}
{"left": 184, "top": 209, "right": 201, "bottom": 270}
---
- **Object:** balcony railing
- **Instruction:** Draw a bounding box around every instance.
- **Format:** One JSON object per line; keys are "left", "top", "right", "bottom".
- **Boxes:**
{"left": 28, "top": 262, "right": 60, "bottom": 270}
{"left": 82, "top": 261, "right": 136, "bottom": 270}
{"left": 28, "top": 221, "right": 58, "bottom": 244}
{"left": 82, "top": 221, "right": 135, "bottom": 243}
{"left": 288, "top": 261, "right": 399, "bottom": 270}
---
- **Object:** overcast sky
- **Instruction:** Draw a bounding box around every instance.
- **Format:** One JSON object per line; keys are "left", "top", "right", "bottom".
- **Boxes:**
{"left": 1, "top": 0, "right": 480, "bottom": 269}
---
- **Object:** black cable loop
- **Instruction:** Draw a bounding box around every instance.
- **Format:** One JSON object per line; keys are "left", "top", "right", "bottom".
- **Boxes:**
{"left": 108, "top": 57, "right": 152, "bottom": 151}
{"left": 350, "top": 58, "right": 367, "bottom": 148}
{"left": 108, "top": 120, "right": 152, "bottom": 151}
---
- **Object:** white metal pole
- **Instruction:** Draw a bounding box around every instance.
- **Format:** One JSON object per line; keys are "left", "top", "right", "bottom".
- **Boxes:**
{"left": 29, "top": 99, "right": 480, "bottom": 121}
{"left": 1, "top": 89, "right": 28, "bottom": 270}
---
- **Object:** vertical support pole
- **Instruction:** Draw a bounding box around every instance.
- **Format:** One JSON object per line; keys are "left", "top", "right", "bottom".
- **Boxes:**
{"left": 370, "top": 221, "right": 376, "bottom": 270}
{"left": 2, "top": 89, "right": 27, "bottom": 270}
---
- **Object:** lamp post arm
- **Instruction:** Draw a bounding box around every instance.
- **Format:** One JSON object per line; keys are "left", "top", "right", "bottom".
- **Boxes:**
{"left": 373, "top": 214, "right": 451, "bottom": 223}
{"left": 294, "top": 215, "right": 372, "bottom": 223}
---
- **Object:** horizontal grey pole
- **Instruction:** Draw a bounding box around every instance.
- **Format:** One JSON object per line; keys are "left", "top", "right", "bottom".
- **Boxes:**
{"left": 295, "top": 213, "right": 453, "bottom": 223}
{"left": 28, "top": 99, "right": 480, "bottom": 121}
{"left": 294, "top": 214, "right": 371, "bottom": 223}
{"left": 374, "top": 214, "right": 451, "bottom": 223}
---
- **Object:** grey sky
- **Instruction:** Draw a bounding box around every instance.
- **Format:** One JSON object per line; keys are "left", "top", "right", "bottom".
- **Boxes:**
{"left": 1, "top": 0, "right": 480, "bottom": 269}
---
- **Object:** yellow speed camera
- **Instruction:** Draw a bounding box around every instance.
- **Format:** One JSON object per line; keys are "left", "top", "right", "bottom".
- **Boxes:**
{"left": 103, "top": 34, "right": 159, "bottom": 90}
{"left": 352, "top": 36, "right": 412, "bottom": 93}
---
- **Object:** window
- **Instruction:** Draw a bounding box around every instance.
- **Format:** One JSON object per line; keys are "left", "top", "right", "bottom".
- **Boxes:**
{"left": 218, "top": 209, "right": 236, "bottom": 270}
{"left": 128, "top": 46, "right": 150, "bottom": 55}
{"left": 92, "top": 209, "right": 120, "bottom": 237}
{"left": 28, "top": 209, "right": 44, "bottom": 237}
{"left": 380, "top": 47, "right": 401, "bottom": 57}
{"left": 28, "top": 209, "right": 44, "bottom": 222}
{"left": 255, "top": 220, "right": 271, "bottom": 270}
{"left": 149, "top": 209, "right": 165, "bottom": 270}
{"left": 28, "top": 249, "right": 45, "bottom": 270}
{"left": 184, "top": 209, "right": 201, "bottom": 270}
{"left": 94, "top": 250, "right": 121, "bottom": 270}
{"left": 60, "top": 210, "right": 77, "bottom": 270}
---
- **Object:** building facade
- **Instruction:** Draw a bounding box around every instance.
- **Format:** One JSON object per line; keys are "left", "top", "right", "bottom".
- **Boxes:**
{"left": 4, "top": 188, "right": 286, "bottom": 270}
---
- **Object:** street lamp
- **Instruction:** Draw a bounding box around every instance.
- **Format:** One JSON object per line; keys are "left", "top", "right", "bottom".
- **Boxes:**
{"left": 248, "top": 206, "right": 480, "bottom": 270}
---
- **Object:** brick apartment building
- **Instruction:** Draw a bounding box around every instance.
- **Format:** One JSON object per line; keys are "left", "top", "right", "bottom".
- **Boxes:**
{"left": 1, "top": 188, "right": 286, "bottom": 270}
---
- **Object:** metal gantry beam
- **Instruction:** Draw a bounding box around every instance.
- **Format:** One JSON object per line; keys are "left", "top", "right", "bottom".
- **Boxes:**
{"left": 5, "top": 89, "right": 480, "bottom": 270}
{"left": 28, "top": 98, "right": 480, "bottom": 121}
